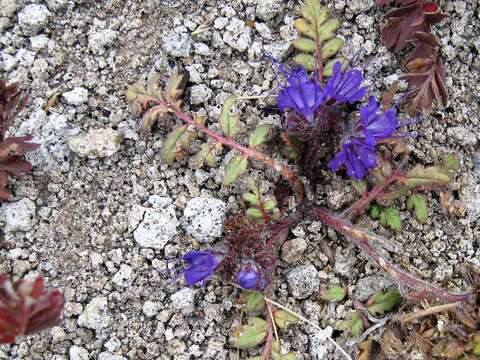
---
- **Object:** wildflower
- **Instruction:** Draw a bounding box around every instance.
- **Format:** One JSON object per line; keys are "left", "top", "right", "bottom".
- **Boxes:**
{"left": 359, "top": 96, "right": 398, "bottom": 141}
{"left": 329, "top": 137, "right": 377, "bottom": 180}
{"left": 277, "top": 67, "right": 326, "bottom": 122}
{"left": 236, "top": 260, "right": 266, "bottom": 290}
{"left": 180, "top": 251, "right": 224, "bottom": 287}
{"left": 324, "top": 62, "right": 368, "bottom": 105}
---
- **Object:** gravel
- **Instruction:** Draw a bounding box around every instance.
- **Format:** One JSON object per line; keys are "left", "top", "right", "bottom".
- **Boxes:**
{"left": 183, "top": 197, "right": 226, "bottom": 243}
{"left": 286, "top": 263, "right": 320, "bottom": 299}
{"left": 68, "top": 128, "right": 122, "bottom": 159}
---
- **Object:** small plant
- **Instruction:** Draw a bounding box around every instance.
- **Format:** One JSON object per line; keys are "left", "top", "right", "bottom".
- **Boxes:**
{"left": 126, "top": 0, "right": 473, "bottom": 357}
{"left": 0, "top": 274, "right": 64, "bottom": 344}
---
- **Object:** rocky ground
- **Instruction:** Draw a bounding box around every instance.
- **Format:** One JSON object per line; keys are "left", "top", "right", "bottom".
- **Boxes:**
{"left": 0, "top": 0, "right": 479, "bottom": 359}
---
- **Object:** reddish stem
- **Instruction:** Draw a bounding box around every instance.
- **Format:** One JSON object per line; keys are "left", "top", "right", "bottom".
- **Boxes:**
{"left": 308, "top": 206, "right": 473, "bottom": 304}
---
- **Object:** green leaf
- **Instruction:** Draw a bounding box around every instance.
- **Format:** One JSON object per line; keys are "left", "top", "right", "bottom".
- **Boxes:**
{"left": 273, "top": 309, "right": 299, "bottom": 329}
{"left": 337, "top": 311, "right": 364, "bottom": 337}
{"left": 473, "top": 335, "right": 480, "bottom": 355}
{"left": 243, "top": 192, "right": 259, "bottom": 205}
{"left": 230, "top": 317, "right": 267, "bottom": 349}
{"left": 301, "top": 0, "right": 328, "bottom": 27}
{"left": 293, "top": 53, "right": 315, "bottom": 71}
{"left": 442, "top": 153, "right": 460, "bottom": 172}
{"left": 320, "top": 284, "right": 346, "bottom": 302}
{"left": 317, "top": 19, "right": 340, "bottom": 41}
{"left": 271, "top": 341, "right": 297, "bottom": 360}
{"left": 351, "top": 179, "right": 367, "bottom": 195}
{"left": 321, "top": 37, "right": 344, "bottom": 59}
{"left": 240, "top": 291, "right": 266, "bottom": 314}
{"left": 220, "top": 95, "right": 240, "bottom": 138}
{"left": 263, "top": 199, "right": 277, "bottom": 211}
{"left": 370, "top": 204, "right": 381, "bottom": 219}
{"left": 293, "top": 38, "right": 316, "bottom": 52}
{"left": 407, "top": 194, "right": 428, "bottom": 223}
{"left": 223, "top": 155, "right": 248, "bottom": 186}
{"left": 191, "top": 143, "right": 221, "bottom": 168}
{"left": 160, "top": 126, "right": 186, "bottom": 164}
{"left": 249, "top": 124, "right": 271, "bottom": 148}
{"left": 367, "top": 290, "right": 402, "bottom": 317}
{"left": 323, "top": 58, "right": 347, "bottom": 76}
{"left": 246, "top": 208, "right": 263, "bottom": 219}
{"left": 294, "top": 18, "right": 316, "bottom": 39}
{"left": 379, "top": 207, "right": 401, "bottom": 231}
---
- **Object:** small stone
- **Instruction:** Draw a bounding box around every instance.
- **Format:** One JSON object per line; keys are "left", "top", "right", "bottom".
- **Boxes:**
{"left": 112, "top": 264, "right": 136, "bottom": 287}
{"left": 255, "top": 0, "right": 285, "bottom": 21}
{"left": 254, "top": 22, "right": 272, "bottom": 39}
{"left": 286, "top": 263, "right": 320, "bottom": 299}
{"left": 1, "top": 198, "right": 36, "bottom": 232}
{"left": 171, "top": 288, "right": 195, "bottom": 314}
{"left": 183, "top": 197, "right": 226, "bottom": 243}
{"left": 2, "top": 53, "right": 17, "bottom": 72}
{"left": 30, "top": 35, "right": 49, "bottom": 51}
{"left": 88, "top": 29, "right": 118, "bottom": 54}
{"left": 309, "top": 327, "right": 334, "bottom": 360}
{"left": 142, "top": 301, "right": 161, "bottom": 318}
{"left": 98, "top": 353, "right": 127, "bottom": 360}
{"left": 69, "top": 346, "right": 89, "bottom": 360}
{"left": 0, "top": 0, "right": 17, "bottom": 18}
{"left": 281, "top": 238, "right": 308, "bottom": 264}
{"left": 354, "top": 275, "right": 395, "bottom": 301}
{"left": 90, "top": 252, "right": 103, "bottom": 268}
{"left": 333, "top": 248, "right": 357, "bottom": 277}
{"left": 68, "top": 128, "right": 122, "bottom": 159}
{"left": 263, "top": 41, "right": 291, "bottom": 60}
{"left": 190, "top": 84, "right": 213, "bottom": 105}
{"left": 194, "top": 43, "right": 211, "bottom": 56}
{"left": 62, "top": 87, "right": 88, "bottom": 105}
{"left": 223, "top": 18, "right": 252, "bottom": 52}
{"left": 104, "top": 338, "right": 121, "bottom": 352}
{"left": 18, "top": 4, "right": 51, "bottom": 35}
{"left": 132, "top": 196, "right": 179, "bottom": 249}
{"left": 162, "top": 32, "right": 192, "bottom": 58}
{"left": 446, "top": 126, "right": 477, "bottom": 146}
{"left": 46, "top": 0, "right": 67, "bottom": 11}
{"left": 327, "top": 185, "right": 356, "bottom": 210}
{"left": 77, "top": 296, "right": 110, "bottom": 331}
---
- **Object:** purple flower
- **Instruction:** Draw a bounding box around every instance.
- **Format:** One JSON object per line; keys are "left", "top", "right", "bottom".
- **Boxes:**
{"left": 236, "top": 260, "right": 266, "bottom": 290}
{"left": 359, "top": 96, "right": 398, "bottom": 141}
{"left": 277, "top": 67, "right": 326, "bottom": 122}
{"left": 181, "top": 251, "right": 224, "bottom": 287}
{"left": 324, "top": 62, "right": 368, "bottom": 105}
{"left": 329, "top": 137, "right": 377, "bottom": 180}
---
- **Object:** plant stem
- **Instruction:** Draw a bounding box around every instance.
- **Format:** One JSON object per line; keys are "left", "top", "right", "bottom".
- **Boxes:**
{"left": 164, "top": 103, "right": 305, "bottom": 202}
{"left": 399, "top": 302, "right": 461, "bottom": 323}
{"left": 308, "top": 206, "right": 473, "bottom": 304}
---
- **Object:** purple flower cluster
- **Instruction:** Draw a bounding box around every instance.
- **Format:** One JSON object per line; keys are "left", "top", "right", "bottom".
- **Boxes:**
{"left": 276, "top": 60, "right": 399, "bottom": 180}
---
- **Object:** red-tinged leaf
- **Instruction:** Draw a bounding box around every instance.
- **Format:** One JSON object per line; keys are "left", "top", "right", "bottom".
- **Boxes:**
{"left": 407, "top": 32, "right": 438, "bottom": 62}
{"left": 0, "top": 160, "right": 33, "bottom": 177}
{"left": 0, "top": 80, "right": 28, "bottom": 141}
{"left": 0, "top": 137, "right": 40, "bottom": 159}
{"left": 0, "top": 274, "right": 64, "bottom": 344}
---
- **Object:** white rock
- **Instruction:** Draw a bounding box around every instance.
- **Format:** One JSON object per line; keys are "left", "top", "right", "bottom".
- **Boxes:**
{"left": 1, "top": 199, "right": 36, "bottom": 233}
{"left": 132, "top": 196, "right": 179, "bottom": 249}
{"left": 190, "top": 84, "right": 213, "bottom": 105}
{"left": 88, "top": 29, "right": 118, "bottom": 54}
{"left": 15, "top": 49, "right": 36, "bottom": 67}
{"left": 0, "top": 0, "right": 17, "bottom": 18}
{"left": 77, "top": 296, "right": 110, "bottom": 331}
{"left": 171, "top": 288, "right": 195, "bottom": 314}
{"left": 223, "top": 18, "right": 252, "bottom": 52}
{"left": 286, "top": 263, "right": 320, "bottom": 299}
{"left": 309, "top": 327, "right": 334, "bottom": 360}
{"left": 142, "top": 301, "right": 161, "bottom": 318}
{"left": 255, "top": 0, "right": 284, "bottom": 21}
{"left": 1, "top": 53, "right": 17, "bottom": 72}
{"left": 18, "top": 4, "right": 51, "bottom": 35}
{"left": 68, "top": 128, "right": 122, "bottom": 159}
{"left": 98, "top": 353, "right": 127, "bottom": 360}
{"left": 112, "top": 265, "right": 136, "bottom": 287}
{"left": 183, "top": 197, "right": 226, "bottom": 243}
{"left": 46, "top": 0, "right": 67, "bottom": 11}
{"left": 69, "top": 345, "right": 89, "bottom": 360}
{"left": 30, "top": 35, "right": 49, "bottom": 51}
{"left": 104, "top": 338, "right": 121, "bottom": 352}
{"left": 194, "top": 42, "right": 211, "bottom": 56}
{"left": 62, "top": 87, "right": 88, "bottom": 105}
{"left": 162, "top": 32, "right": 191, "bottom": 57}
{"left": 446, "top": 126, "right": 477, "bottom": 146}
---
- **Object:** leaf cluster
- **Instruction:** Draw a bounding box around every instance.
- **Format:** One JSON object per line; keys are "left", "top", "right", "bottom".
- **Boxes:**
{"left": 293, "top": 0, "right": 345, "bottom": 74}
{"left": 243, "top": 178, "right": 280, "bottom": 222}
{"left": 377, "top": 0, "right": 447, "bottom": 115}
{"left": 0, "top": 80, "right": 40, "bottom": 200}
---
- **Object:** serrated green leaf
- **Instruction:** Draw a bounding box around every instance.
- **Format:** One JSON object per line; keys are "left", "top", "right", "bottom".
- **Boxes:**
{"left": 405, "top": 164, "right": 451, "bottom": 187}
{"left": 407, "top": 194, "right": 428, "bottom": 223}
{"left": 160, "top": 126, "right": 186, "bottom": 164}
{"left": 294, "top": 53, "right": 315, "bottom": 71}
{"left": 321, "top": 285, "right": 346, "bottom": 302}
{"left": 241, "top": 291, "right": 266, "bottom": 314}
{"left": 322, "top": 37, "right": 344, "bottom": 59}
{"left": 293, "top": 38, "right": 316, "bottom": 53}
{"left": 337, "top": 311, "right": 364, "bottom": 337}
{"left": 317, "top": 19, "right": 340, "bottom": 41}
{"left": 370, "top": 204, "right": 381, "bottom": 219}
{"left": 273, "top": 309, "right": 299, "bottom": 329}
{"left": 379, "top": 207, "right": 401, "bottom": 231}
{"left": 220, "top": 95, "right": 240, "bottom": 138}
{"left": 243, "top": 192, "right": 259, "bottom": 205}
{"left": 367, "top": 290, "right": 402, "bottom": 317}
{"left": 249, "top": 124, "right": 271, "bottom": 148}
{"left": 247, "top": 178, "right": 261, "bottom": 196}
{"left": 271, "top": 341, "right": 297, "bottom": 360}
{"left": 294, "top": 18, "right": 316, "bottom": 39}
{"left": 223, "top": 155, "right": 248, "bottom": 186}
{"left": 246, "top": 208, "right": 263, "bottom": 219}
{"left": 264, "top": 199, "right": 277, "bottom": 211}
{"left": 230, "top": 317, "right": 267, "bottom": 349}
{"left": 323, "top": 58, "right": 347, "bottom": 76}
{"left": 301, "top": 0, "right": 328, "bottom": 26}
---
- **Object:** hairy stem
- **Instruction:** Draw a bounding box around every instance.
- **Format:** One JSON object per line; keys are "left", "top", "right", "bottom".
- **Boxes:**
{"left": 308, "top": 206, "right": 473, "bottom": 304}
{"left": 399, "top": 302, "right": 461, "bottom": 323}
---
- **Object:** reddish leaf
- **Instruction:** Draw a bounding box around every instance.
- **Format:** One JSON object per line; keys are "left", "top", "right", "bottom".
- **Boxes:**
{"left": 0, "top": 274, "right": 64, "bottom": 344}
{"left": 0, "top": 80, "right": 27, "bottom": 141}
